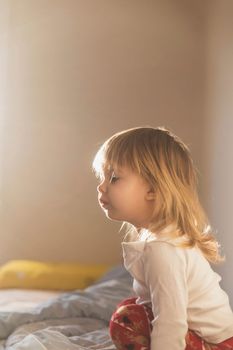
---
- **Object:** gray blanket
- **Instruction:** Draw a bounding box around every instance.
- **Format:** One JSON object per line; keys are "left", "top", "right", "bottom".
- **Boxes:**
{"left": 0, "top": 266, "right": 133, "bottom": 350}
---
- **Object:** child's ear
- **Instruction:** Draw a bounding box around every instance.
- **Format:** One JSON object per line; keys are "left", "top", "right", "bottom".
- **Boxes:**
{"left": 145, "top": 189, "right": 156, "bottom": 201}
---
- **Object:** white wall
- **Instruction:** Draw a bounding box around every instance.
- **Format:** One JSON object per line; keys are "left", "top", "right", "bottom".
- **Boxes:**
{"left": 204, "top": 0, "right": 233, "bottom": 305}
{"left": 0, "top": 1, "right": 205, "bottom": 264}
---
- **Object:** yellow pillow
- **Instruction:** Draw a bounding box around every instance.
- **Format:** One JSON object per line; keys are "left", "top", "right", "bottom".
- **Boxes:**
{"left": 0, "top": 260, "right": 110, "bottom": 290}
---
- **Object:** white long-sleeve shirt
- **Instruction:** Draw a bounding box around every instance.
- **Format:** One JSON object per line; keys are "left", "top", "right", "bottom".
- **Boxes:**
{"left": 122, "top": 230, "right": 233, "bottom": 350}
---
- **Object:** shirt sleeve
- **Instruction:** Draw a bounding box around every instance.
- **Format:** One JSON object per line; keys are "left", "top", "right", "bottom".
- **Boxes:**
{"left": 143, "top": 241, "right": 188, "bottom": 350}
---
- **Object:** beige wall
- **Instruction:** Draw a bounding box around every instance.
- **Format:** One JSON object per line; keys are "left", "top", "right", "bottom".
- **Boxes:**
{"left": 0, "top": 1, "right": 205, "bottom": 264}
{"left": 204, "top": 0, "right": 233, "bottom": 304}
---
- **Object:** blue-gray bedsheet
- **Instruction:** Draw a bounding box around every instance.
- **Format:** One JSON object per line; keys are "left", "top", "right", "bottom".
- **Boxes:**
{"left": 0, "top": 266, "right": 133, "bottom": 350}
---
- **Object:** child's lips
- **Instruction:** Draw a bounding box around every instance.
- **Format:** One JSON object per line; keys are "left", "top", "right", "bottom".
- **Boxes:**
{"left": 99, "top": 198, "right": 110, "bottom": 208}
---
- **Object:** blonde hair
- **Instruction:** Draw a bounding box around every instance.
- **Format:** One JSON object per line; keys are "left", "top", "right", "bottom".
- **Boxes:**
{"left": 93, "top": 126, "right": 223, "bottom": 264}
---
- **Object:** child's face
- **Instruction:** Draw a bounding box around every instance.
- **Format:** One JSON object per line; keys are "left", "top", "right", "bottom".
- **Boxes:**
{"left": 97, "top": 165, "right": 155, "bottom": 228}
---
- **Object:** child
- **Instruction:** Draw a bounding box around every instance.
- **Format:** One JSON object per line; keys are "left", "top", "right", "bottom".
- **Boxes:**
{"left": 92, "top": 127, "right": 233, "bottom": 350}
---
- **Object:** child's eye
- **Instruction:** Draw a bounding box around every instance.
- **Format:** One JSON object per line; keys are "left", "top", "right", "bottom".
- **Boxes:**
{"left": 110, "top": 172, "right": 119, "bottom": 183}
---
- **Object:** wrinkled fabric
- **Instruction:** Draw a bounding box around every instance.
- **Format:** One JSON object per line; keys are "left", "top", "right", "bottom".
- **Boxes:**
{"left": 0, "top": 266, "right": 133, "bottom": 349}
{"left": 110, "top": 298, "right": 233, "bottom": 350}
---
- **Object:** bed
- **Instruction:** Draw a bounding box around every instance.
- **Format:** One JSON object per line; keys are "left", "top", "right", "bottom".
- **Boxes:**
{"left": 0, "top": 265, "right": 133, "bottom": 350}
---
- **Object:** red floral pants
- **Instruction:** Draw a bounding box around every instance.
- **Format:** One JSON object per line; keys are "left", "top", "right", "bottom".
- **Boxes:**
{"left": 109, "top": 298, "right": 233, "bottom": 350}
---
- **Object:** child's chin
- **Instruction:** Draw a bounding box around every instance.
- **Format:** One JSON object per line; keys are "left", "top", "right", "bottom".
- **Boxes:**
{"left": 106, "top": 213, "right": 123, "bottom": 222}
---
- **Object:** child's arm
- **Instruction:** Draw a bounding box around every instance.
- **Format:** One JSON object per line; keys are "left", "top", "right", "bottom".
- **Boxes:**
{"left": 143, "top": 241, "right": 188, "bottom": 350}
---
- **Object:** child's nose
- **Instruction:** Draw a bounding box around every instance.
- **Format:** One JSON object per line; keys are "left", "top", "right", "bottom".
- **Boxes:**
{"left": 97, "top": 180, "right": 107, "bottom": 193}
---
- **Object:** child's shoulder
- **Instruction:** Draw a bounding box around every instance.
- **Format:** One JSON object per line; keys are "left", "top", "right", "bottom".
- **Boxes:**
{"left": 144, "top": 237, "right": 187, "bottom": 257}
{"left": 145, "top": 230, "right": 189, "bottom": 247}
{"left": 144, "top": 235, "right": 210, "bottom": 269}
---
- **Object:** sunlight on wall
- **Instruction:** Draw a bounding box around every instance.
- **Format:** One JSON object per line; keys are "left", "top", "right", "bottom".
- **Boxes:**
{"left": 0, "top": 0, "right": 205, "bottom": 264}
